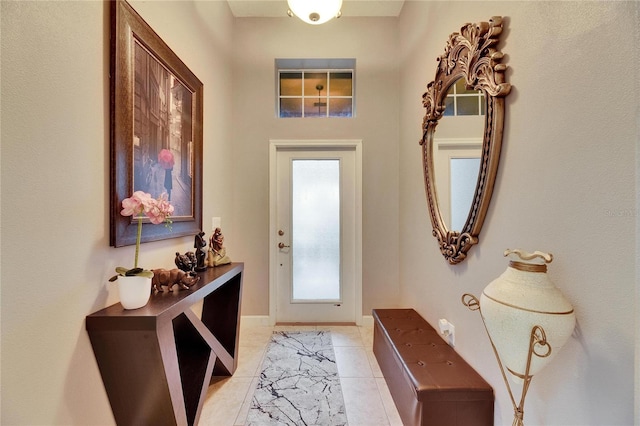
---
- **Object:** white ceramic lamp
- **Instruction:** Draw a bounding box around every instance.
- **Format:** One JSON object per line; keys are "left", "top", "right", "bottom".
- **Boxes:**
{"left": 463, "top": 249, "right": 576, "bottom": 425}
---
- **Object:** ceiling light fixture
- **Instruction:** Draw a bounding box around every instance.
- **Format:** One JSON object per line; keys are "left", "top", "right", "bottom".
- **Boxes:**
{"left": 287, "top": 0, "right": 343, "bottom": 25}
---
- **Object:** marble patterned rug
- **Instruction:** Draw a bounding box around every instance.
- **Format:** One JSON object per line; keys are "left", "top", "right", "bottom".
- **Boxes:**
{"left": 245, "top": 331, "right": 348, "bottom": 425}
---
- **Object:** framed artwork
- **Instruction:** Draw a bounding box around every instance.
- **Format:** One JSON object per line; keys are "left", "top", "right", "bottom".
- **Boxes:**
{"left": 110, "top": 0, "right": 203, "bottom": 247}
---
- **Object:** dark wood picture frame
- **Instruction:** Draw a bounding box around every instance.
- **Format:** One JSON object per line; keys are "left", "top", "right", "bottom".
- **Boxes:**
{"left": 110, "top": 0, "right": 203, "bottom": 247}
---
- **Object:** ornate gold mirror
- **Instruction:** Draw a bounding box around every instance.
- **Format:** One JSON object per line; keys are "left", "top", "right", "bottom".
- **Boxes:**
{"left": 420, "top": 16, "right": 511, "bottom": 264}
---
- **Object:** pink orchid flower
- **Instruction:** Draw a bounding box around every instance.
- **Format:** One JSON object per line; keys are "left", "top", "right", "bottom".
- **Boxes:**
{"left": 120, "top": 191, "right": 153, "bottom": 217}
{"left": 118, "top": 191, "right": 173, "bottom": 271}
{"left": 146, "top": 194, "right": 174, "bottom": 224}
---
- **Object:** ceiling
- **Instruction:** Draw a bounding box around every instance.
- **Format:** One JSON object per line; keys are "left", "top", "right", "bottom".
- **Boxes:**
{"left": 226, "top": 0, "right": 405, "bottom": 18}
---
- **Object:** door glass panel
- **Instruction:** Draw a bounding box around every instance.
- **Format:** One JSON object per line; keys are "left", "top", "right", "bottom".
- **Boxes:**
{"left": 456, "top": 96, "right": 480, "bottom": 115}
{"left": 450, "top": 157, "right": 480, "bottom": 230}
{"left": 280, "top": 98, "right": 302, "bottom": 117}
{"left": 329, "top": 72, "right": 352, "bottom": 96}
{"left": 304, "top": 97, "right": 326, "bottom": 117}
{"left": 303, "top": 72, "right": 327, "bottom": 97}
{"left": 280, "top": 72, "right": 302, "bottom": 96}
{"left": 328, "top": 98, "right": 352, "bottom": 117}
{"left": 291, "top": 159, "right": 340, "bottom": 301}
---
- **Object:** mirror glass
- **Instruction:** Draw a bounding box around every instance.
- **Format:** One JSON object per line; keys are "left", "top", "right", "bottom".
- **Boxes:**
{"left": 420, "top": 16, "right": 511, "bottom": 264}
{"left": 433, "top": 79, "right": 485, "bottom": 231}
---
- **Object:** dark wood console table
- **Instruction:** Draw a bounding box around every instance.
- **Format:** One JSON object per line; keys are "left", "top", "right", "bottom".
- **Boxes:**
{"left": 86, "top": 262, "right": 244, "bottom": 426}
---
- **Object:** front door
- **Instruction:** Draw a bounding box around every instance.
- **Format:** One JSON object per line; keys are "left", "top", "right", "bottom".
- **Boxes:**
{"left": 270, "top": 141, "right": 361, "bottom": 323}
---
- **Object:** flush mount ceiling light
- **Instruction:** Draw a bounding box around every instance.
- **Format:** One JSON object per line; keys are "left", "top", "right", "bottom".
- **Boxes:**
{"left": 287, "top": 0, "right": 343, "bottom": 25}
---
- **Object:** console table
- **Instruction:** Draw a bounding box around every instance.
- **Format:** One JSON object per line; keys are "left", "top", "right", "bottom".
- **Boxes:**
{"left": 86, "top": 262, "right": 244, "bottom": 426}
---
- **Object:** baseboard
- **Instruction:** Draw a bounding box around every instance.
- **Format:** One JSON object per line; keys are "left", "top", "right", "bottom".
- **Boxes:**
{"left": 241, "top": 315, "right": 374, "bottom": 327}
{"left": 361, "top": 315, "right": 374, "bottom": 327}
{"left": 241, "top": 315, "right": 272, "bottom": 327}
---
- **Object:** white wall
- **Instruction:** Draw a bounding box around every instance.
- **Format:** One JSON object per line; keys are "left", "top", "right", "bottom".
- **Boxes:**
{"left": 0, "top": 1, "right": 234, "bottom": 423}
{"left": 398, "top": 2, "right": 638, "bottom": 425}
{"left": 231, "top": 17, "right": 401, "bottom": 316}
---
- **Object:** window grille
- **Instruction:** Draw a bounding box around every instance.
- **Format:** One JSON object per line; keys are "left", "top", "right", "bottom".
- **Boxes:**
{"left": 279, "top": 70, "right": 353, "bottom": 118}
{"left": 444, "top": 79, "right": 485, "bottom": 116}
{"left": 276, "top": 59, "right": 355, "bottom": 118}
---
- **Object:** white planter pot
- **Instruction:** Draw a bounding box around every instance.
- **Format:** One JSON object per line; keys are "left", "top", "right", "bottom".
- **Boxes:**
{"left": 480, "top": 250, "right": 575, "bottom": 382}
{"left": 117, "top": 275, "right": 153, "bottom": 310}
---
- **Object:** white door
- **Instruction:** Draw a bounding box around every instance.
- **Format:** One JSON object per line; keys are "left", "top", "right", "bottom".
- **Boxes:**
{"left": 270, "top": 141, "right": 361, "bottom": 324}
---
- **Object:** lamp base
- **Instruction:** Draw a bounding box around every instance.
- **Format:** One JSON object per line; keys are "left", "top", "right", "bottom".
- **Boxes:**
{"left": 463, "top": 293, "right": 551, "bottom": 426}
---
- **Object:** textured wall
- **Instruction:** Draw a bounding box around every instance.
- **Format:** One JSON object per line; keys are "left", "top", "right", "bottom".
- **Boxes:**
{"left": 398, "top": 2, "right": 639, "bottom": 425}
{"left": 0, "top": 1, "right": 234, "bottom": 423}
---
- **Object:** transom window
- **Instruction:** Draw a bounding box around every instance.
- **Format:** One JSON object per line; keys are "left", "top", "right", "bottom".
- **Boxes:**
{"left": 444, "top": 79, "right": 485, "bottom": 116}
{"left": 278, "top": 69, "right": 354, "bottom": 118}
{"left": 276, "top": 58, "right": 355, "bottom": 118}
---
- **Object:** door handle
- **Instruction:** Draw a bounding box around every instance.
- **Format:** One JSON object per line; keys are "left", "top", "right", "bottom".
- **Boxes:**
{"left": 278, "top": 242, "right": 290, "bottom": 249}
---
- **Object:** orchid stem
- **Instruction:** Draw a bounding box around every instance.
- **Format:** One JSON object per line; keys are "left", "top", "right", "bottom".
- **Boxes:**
{"left": 134, "top": 215, "right": 142, "bottom": 268}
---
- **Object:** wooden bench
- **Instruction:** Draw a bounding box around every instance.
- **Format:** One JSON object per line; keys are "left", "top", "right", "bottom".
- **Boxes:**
{"left": 372, "top": 308, "right": 494, "bottom": 426}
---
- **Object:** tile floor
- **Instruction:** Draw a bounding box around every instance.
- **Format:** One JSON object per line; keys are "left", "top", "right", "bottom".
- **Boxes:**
{"left": 198, "top": 322, "right": 403, "bottom": 425}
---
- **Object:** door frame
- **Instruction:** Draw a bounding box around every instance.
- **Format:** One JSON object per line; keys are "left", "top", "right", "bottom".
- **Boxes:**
{"left": 269, "top": 139, "right": 363, "bottom": 326}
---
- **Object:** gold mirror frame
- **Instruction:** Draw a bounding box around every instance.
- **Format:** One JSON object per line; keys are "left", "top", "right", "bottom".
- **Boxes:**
{"left": 420, "top": 16, "right": 511, "bottom": 264}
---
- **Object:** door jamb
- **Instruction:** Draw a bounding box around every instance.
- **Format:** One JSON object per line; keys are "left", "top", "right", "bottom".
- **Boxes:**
{"left": 268, "top": 139, "right": 363, "bottom": 326}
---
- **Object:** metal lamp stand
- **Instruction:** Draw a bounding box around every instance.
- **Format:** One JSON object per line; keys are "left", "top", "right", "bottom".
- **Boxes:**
{"left": 462, "top": 293, "right": 552, "bottom": 426}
